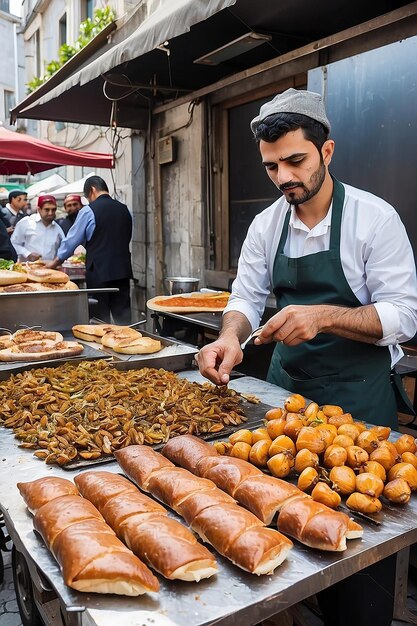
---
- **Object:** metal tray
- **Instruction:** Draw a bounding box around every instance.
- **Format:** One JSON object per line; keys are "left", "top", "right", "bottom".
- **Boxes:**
{"left": 61, "top": 394, "right": 270, "bottom": 471}
{"left": 77, "top": 329, "right": 198, "bottom": 371}
{"left": 0, "top": 343, "right": 109, "bottom": 381}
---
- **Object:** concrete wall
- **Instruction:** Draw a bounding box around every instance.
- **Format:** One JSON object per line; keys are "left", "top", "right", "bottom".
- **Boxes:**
{"left": 0, "top": 11, "right": 20, "bottom": 124}
{"left": 144, "top": 100, "right": 205, "bottom": 298}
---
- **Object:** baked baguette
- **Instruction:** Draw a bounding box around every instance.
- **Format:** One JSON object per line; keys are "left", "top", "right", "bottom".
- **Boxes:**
{"left": 13, "top": 329, "right": 64, "bottom": 344}
{"left": 0, "top": 340, "right": 84, "bottom": 362}
{"left": 32, "top": 494, "right": 159, "bottom": 594}
{"left": 36, "top": 281, "right": 78, "bottom": 291}
{"left": 72, "top": 324, "right": 123, "bottom": 341}
{"left": 75, "top": 471, "right": 218, "bottom": 582}
{"left": 146, "top": 467, "right": 217, "bottom": 512}
{"left": 116, "top": 445, "right": 292, "bottom": 575}
{"left": 17, "top": 476, "right": 79, "bottom": 514}
{"left": 115, "top": 445, "right": 175, "bottom": 490}
{"left": 162, "top": 434, "right": 218, "bottom": 473}
{"left": 0, "top": 269, "right": 27, "bottom": 286}
{"left": 113, "top": 336, "right": 161, "bottom": 355}
{"left": 101, "top": 328, "right": 141, "bottom": 348}
{"left": 277, "top": 497, "right": 357, "bottom": 552}
{"left": 195, "top": 455, "right": 263, "bottom": 496}
{"left": 0, "top": 283, "right": 38, "bottom": 293}
{"left": 25, "top": 267, "right": 69, "bottom": 283}
{"left": 233, "top": 475, "right": 308, "bottom": 525}
{"left": 162, "top": 435, "right": 363, "bottom": 551}
{"left": 176, "top": 489, "right": 237, "bottom": 525}
{"left": 0, "top": 334, "right": 13, "bottom": 349}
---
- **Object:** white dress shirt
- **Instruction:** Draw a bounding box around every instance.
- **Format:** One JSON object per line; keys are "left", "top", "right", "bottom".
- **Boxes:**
{"left": 11, "top": 213, "right": 64, "bottom": 260}
{"left": 225, "top": 182, "right": 417, "bottom": 365}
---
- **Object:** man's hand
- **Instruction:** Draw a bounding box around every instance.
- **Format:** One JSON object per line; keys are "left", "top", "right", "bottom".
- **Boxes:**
{"left": 196, "top": 335, "right": 243, "bottom": 386}
{"left": 27, "top": 252, "right": 41, "bottom": 262}
{"left": 255, "top": 303, "right": 382, "bottom": 346}
{"left": 6, "top": 226, "right": 14, "bottom": 235}
{"left": 43, "top": 257, "right": 60, "bottom": 269}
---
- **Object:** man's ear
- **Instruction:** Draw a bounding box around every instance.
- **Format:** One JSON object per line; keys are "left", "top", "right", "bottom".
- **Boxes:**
{"left": 321, "top": 139, "right": 335, "bottom": 166}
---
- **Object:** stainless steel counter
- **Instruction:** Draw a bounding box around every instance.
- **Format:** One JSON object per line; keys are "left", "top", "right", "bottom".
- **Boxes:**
{"left": 1, "top": 372, "right": 417, "bottom": 626}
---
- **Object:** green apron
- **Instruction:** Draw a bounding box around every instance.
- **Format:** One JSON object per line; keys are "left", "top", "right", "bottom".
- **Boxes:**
{"left": 267, "top": 178, "right": 399, "bottom": 428}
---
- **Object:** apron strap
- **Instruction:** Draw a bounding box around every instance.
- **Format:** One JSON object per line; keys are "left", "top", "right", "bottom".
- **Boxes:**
{"left": 329, "top": 178, "right": 346, "bottom": 251}
{"left": 276, "top": 208, "right": 291, "bottom": 254}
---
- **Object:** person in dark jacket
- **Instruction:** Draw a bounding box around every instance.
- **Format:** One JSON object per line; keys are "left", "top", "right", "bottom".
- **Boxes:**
{"left": 0, "top": 190, "right": 27, "bottom": 235}
{"left": 56, "top": 194, "right": 83, "bottom": 235}
{"left": 45, "top": 176, "right": 133, "bottom": 324}
{"left": 0, "top": 219, "right": 17, "bottom": 261}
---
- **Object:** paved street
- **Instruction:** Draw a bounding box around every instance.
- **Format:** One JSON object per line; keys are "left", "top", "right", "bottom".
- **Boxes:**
{"left": 0, "top": 550, "right": 21, "bottom": 626}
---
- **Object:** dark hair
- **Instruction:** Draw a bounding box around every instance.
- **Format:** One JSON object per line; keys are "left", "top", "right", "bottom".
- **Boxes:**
{"left": 83, "top": 176, "right": 109, "bottom": 196}
{"left": 9, "top": 189, "right": 27, "bottom": 202}
{"left": 254, "top": 112, "right": 329, "bottom": 152}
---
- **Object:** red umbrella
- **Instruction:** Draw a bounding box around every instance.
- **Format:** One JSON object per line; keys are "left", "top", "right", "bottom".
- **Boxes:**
{"left": 0, "top": 127, "right": 113, "bottom": 174}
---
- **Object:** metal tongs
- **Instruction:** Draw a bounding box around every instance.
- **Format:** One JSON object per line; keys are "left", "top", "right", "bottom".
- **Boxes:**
{"left": 240, "top": 325, "right": 265, "bottom": 350}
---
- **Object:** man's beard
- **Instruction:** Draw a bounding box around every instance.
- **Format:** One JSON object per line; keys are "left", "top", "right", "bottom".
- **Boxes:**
{"left": 279, "top": 160, "right": 326, "bottom": 206}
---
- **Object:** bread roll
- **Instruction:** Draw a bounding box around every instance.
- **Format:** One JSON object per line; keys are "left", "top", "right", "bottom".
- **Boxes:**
{"left": 101, "top": 328, "right": 141, "bottom": 348}
{"left": 0, "top": 269, "right": 27, "bottom": 285}
{"left": 162, "top": 433, "right": 219, "bottom": 472}
{"left": 32, "top": 495, "right": 159, "bottom": 594}
{"left": 51, "top": 518, "right": 159, "bottom": 594}
{"left": 195, "top": 455, "right": 263, "bottom": 496}
{"left": 26, "top": 268, "right": 69, "bottom": 283}
{"left": 277, "top": 497, "right": 360, "bottom": 552}
{"left": 191, "top": 502, "right": 263, "bottom": 553}
{"left": 117, "top": 446, "right": 292, "bottom": 574}
{"left": 17, "top": 476, "right": 79, "bottom": 514}
{"left": 177, "top": 489, "right": 236, "bottom": 525}
{"left": 122, "top": 514, "right": 218, "bottom": 581}
{"left": 161, "top": 435, "right": 363, "bottom": 552}
{"left": 36, "top": 281, "right": 79, "bottom": 291}
{"left": 0, "top": 334, "right": 13, "bottom": 349}
{"left": 113, "top": 336, "right": 161, "bottom": 354}
{"left": 226, "top": 526, "right": 293, "bottom": 575}
{"left": 0, "top": 283, "right": 38, "bottom": 293}
{"left": 147, "top": 467, "right": 217, "bottom": 511}
{"left": 72, "top": 324, "right": 122, "bottom": 341}
{"left": 0, "top": 340, "right": 84, "bottom": 362}
{"left": 233, "top": 475, "right": 307, "bottom": 524}
{"left": 13, "top": 329, "right": 64, "bottom": 344}
{"left": 115, "top": 445, "right": 175, "bottom": 490}
{"left": 75, "top": 471, "right": 217, "bottom": 582}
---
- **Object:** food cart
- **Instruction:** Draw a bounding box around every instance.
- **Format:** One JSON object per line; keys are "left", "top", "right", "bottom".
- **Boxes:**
{"left": 0, "top": 293, "right": 417, "bottom": 626}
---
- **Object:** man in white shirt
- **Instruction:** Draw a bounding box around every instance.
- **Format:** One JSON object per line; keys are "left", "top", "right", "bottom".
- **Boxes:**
{"left": 11, "top": 194, "right": 64, "bottom": 261}
{"left": 196, "top": 88, "right": 417, "bottom": 626}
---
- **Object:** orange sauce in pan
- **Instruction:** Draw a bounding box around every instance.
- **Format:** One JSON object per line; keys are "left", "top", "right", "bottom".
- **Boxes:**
{"left": 154, "top": 294, "right": 230, "bottom": 308}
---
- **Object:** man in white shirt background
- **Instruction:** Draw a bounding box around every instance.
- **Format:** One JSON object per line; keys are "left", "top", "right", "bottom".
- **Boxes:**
{"left": 11, "top": 194, "right": 64, "bottom": 261}
{"left": 0, "top": 189, "right": 28, "bottom": 235}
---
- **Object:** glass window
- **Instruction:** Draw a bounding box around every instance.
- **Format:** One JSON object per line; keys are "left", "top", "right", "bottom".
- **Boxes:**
{"left": 34, "top": 29, "right": 41, "bottom": 77}
{"left": 4, "top": 90, "right": 15, "bottom": 117}
{"left": 81, "top": 0, "right": 93, "bottom": 21}
{"left": 59, "top": 13, "right": 67, "bottom": 46}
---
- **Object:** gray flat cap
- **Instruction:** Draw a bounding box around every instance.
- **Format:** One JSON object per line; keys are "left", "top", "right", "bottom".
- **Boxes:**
{"left": 250, "top": 88, "right": 331, "bottom": 135}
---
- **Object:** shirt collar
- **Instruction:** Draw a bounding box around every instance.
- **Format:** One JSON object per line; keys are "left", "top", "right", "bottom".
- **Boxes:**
{"left": 289, "top": 201, "right": 333, "bottom": 235}
{"left": 6, "top": 203, "right": 18, "bottom": 216}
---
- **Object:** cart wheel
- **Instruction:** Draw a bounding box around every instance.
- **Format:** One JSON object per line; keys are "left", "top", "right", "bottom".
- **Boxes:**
{"left": 12, "top": 546, "right": 44, "bottom": 626}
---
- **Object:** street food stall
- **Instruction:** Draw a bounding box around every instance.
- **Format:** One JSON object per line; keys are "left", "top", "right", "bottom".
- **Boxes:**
{"left": 0, "top": 287, "right": 417, "bottom": 626}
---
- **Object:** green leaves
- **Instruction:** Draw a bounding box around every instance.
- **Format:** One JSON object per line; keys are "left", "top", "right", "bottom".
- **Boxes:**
{"left": 26, "top": 6, "right": 115, "bottom": 94}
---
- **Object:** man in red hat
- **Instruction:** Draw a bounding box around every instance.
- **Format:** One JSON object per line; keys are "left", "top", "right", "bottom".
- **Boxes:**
{"left": 11, "top": 195, "right": 64, "bottom": 261}
{"left": 56, "top": 194, "right": 83, "bottom": 235}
